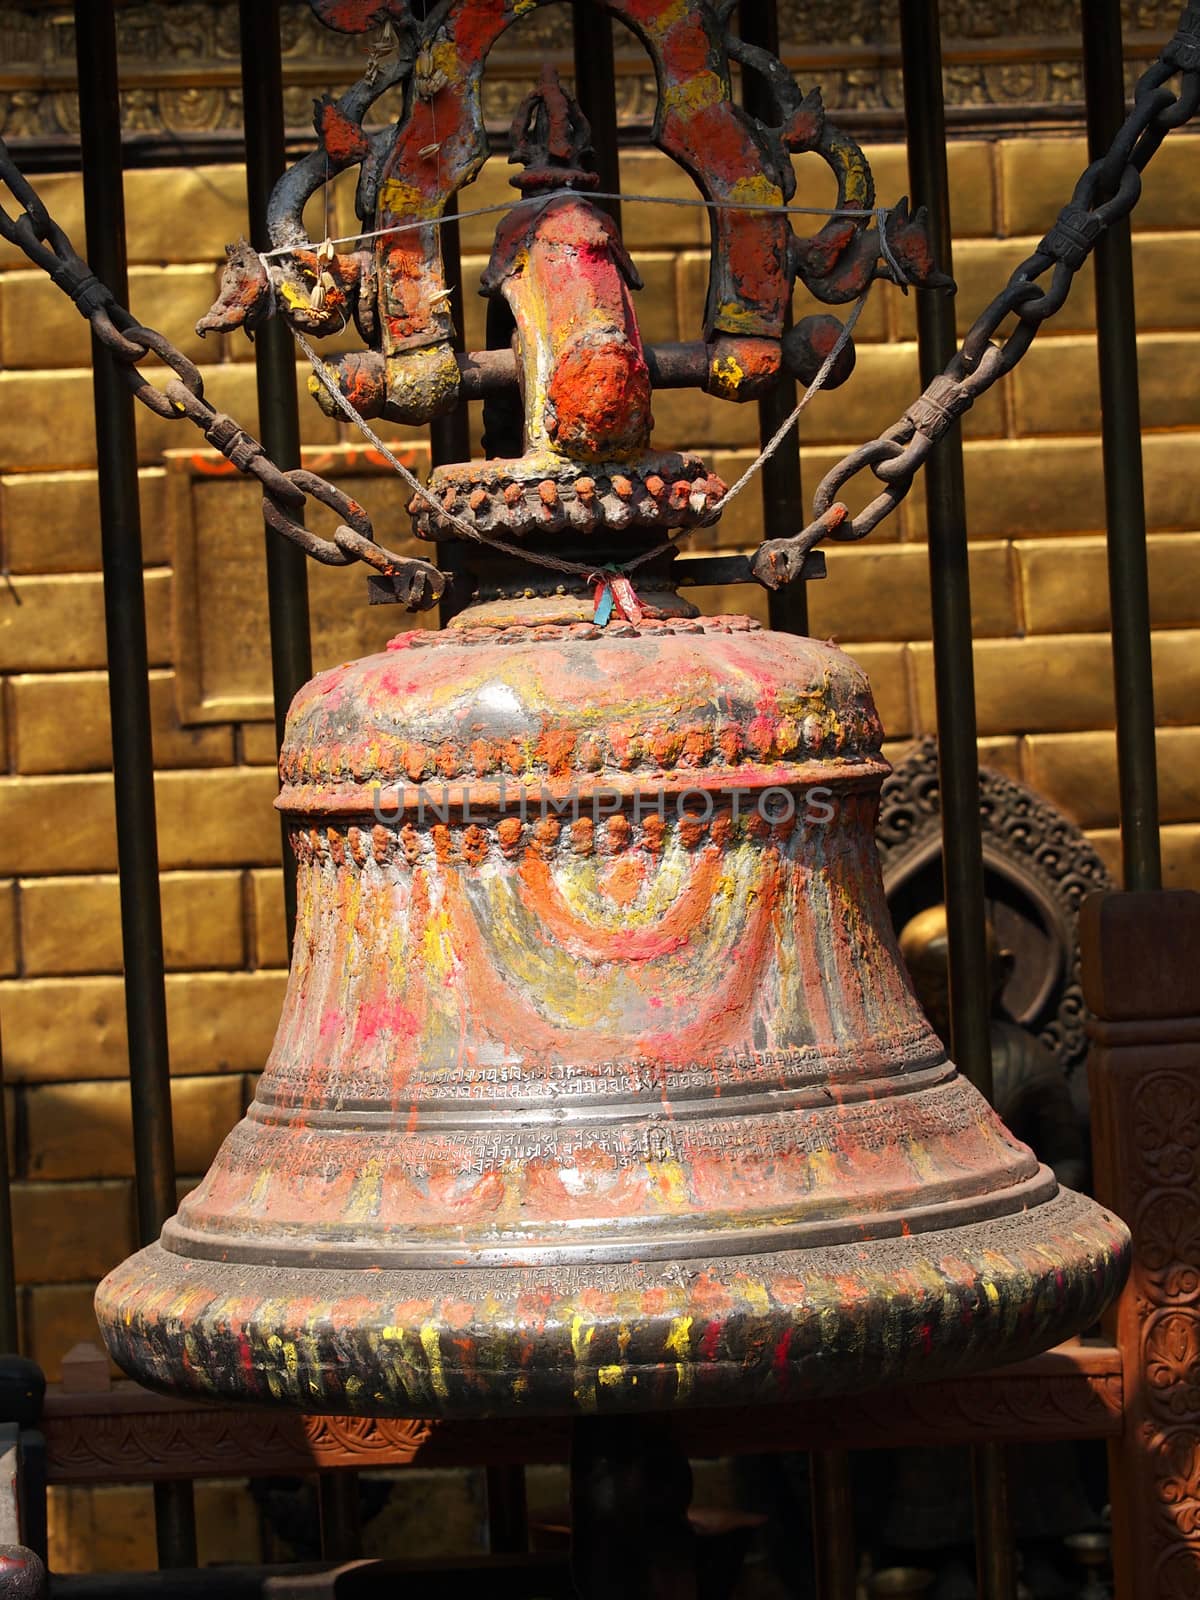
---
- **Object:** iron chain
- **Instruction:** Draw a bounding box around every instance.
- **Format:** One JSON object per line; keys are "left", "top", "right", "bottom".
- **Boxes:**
{"left": 753, "top": 23, "right": 1200, "bottom": 587}
{"left": 0, "top": 140, "right": 445, "bottom": 611}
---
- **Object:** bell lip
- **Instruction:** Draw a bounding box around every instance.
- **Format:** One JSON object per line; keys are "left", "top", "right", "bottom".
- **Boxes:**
{"left": 157, "top": 1163, "right": 1060, "bottom": 1272}
{"left": 274, "top": 757, "right": 891, "bottom": 817}
{"left": 95, "top": 1186, "right": 1131, "bottom": 1420}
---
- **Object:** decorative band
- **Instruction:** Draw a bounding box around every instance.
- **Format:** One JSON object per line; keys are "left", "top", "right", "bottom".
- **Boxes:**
{"left": 285, "top": 785, "right": 881, "bottom": 867}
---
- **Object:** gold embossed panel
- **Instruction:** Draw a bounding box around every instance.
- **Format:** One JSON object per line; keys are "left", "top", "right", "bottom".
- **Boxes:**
{"left": 168, "top": 444, "right": 435, "bottom": 724}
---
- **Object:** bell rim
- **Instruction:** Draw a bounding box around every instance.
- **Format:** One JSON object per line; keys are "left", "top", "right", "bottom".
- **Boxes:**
{"left": 157, "top": 1162, "right": 1061, "bottom": 1272}
{"left": 96, "top": 1186, "right": 1130, "bottom": 1421}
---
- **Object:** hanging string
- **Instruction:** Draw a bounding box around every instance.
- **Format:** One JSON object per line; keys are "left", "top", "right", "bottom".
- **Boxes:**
{"left": 258, "top": 188, "right": 900, "bottom": 261}
{"left": 701, "top": 288, "right": 869, "bottom": 517}
{"left": 295, "top": 327, "right": 615, "bottom": 575}
{"left": 291, "top": 283, "right": 870, "bottom": 587}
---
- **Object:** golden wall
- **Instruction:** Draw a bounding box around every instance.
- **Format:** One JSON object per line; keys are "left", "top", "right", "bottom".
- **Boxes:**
{"left": 0, "top": 128, "right": 1198, "bottom": 1564}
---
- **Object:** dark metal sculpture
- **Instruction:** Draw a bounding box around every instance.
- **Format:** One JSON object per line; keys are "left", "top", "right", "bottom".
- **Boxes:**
{"left": 213, "top": 0, "right": 936, "bottom": 409}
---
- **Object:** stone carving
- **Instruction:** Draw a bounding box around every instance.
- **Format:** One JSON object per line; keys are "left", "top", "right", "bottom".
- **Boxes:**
{"left": 876, "top": 735, "right": 1115, "bottom": 1077}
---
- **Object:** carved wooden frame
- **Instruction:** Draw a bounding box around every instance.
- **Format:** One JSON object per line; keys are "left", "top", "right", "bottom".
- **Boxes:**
{"left": 40, "top": 1339, "right": 1122, "bottom": 1484}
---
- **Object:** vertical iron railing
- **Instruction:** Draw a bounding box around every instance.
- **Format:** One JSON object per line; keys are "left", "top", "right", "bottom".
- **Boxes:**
{"left": 573, "top": 4, "right": 622, "bottom": 232}
{"left": 432, "top": 194, "right": 475, "bottom": 627}
{"left": 72, "top": 0, "right": 198, "bottom": 1570}
{"left": 238, "top": 0, "right": 313, "bottom": 950}
{"left": 1082, "top": 0, "right": 1164, "bottom": 892}
{"left": 810, "top": 1449, "right": 856, "bottom": 1600}
{"left": 424, "top": 0, "right": 474, "bottom": 622}
{"left": 898, "top": 0, "right": 994, "bottom": 1108}
{"left": 738, "top": 0, "right": 809, "bottom": 638}
{"left": 237, "top": 2, "right": 365, "bottom": 1562}
{"left": 0, "top": 1029, "right": 17, "bottom": 1356}
{"left": 898, "top": 5, "right": 1013, "bottom": 1598}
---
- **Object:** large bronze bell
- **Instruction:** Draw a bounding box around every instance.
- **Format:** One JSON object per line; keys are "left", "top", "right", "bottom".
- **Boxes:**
{"left": 96, "top": 16, "right": 1128, "bottom": 1419}
{"left": 96, "top": 613, "right": 1128, "bottom": 1415}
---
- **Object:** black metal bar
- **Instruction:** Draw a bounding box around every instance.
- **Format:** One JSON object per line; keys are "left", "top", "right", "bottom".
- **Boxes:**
{"left": 486, "top": 1463, "right": 530, "bottom": 1555}
{"left": 240, "top": 13, "right": 363, "bottom": 1558}
{"left": 1082, "top": 0, "right": 1163, "bottom": 892}
{"left": 72, "top": 0, "right": 197, "bottom": 1569}
{"left": 0, "top": 1042, "right": 18, "bottom": 1354}
{"left": 972, "top": 1444, "right": 1017, "bottom": 1600}
{"left": 739, "top": 0, "right": 808, "bottom": 637}
{"left": 571, "top": 4, "right": 621, "bottom": 231}
{"left": 809, "top": 1450, "right": 855, "bottom": 1600}
{"left": 433, "top": 194, "right": 474, "bottom": 625}
{"left": 0, "top": 1358, "right": 46, "bottom": 1568}
{"left": 315, "top": 1474, "right": 361, "bottom": 1564}
{"left": 900, "top": 14, "right": 1012, "bottom": 1589}
{"left": 238, "top": 0, "right": 313, "bottom": 952}
{"left": 898, "top": 0, "right": 994, "bottom": 1106}
{"left": 19, "top": 1426, "right": 48, "bottom": 1567}
{"left": 570, "top": 1417, "right": 696, "bottom": 1599}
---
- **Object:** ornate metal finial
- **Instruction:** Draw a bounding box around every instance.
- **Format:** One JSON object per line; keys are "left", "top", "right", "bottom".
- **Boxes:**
{"left": 509, "top": 66, "right": 597, "bottom": 194}
{"left": 197, "top": 0, "right": 945, "bottom": 463}
{"left": 4, "top": 4, "right": 1196, "bottom": 612}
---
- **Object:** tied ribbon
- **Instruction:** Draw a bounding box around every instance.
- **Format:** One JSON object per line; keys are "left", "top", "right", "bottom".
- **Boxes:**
{"left": 592, "top": 568, "right": 644, "bottom": 626}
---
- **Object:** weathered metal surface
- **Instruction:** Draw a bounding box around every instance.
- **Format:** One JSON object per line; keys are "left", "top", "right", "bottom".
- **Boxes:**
{"left": 0, "top": 1549, "right": 47, "bottom": 1600}
{"left": 96, "top": 618, "right": 1129, "bottom": 1416}
{"left": 43, "top": 0, "right": 1199, "bottom": 1435}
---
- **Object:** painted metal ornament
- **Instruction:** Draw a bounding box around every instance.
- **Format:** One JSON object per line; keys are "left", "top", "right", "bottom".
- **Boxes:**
{"left": 96, "top": 0, "right": 1129, "bottom": 1417}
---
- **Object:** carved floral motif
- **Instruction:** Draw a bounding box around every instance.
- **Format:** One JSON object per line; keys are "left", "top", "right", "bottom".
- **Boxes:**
{"left": 1120, "top": 1058, "right": 1200, "bottom": 1586}
{"left": 41, "top": 1347, "right": 1122, "bottom": 1482}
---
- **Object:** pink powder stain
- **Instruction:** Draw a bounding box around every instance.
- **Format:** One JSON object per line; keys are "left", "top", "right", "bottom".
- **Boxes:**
{"left": 318, "top": 1007, "right": 346, "bottom": 1042}
{"left": 352, "top": 997, "right": 420, "bottom": 1049}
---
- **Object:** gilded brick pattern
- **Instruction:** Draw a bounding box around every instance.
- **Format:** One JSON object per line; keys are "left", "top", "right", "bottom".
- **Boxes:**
{"left": 0, "top": 136, "right": 1197, "bottom": 1417}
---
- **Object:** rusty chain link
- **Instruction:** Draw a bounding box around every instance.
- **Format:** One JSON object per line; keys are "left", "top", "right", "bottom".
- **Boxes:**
{"left": 2, "top": 4, "right": 1198, "bottom": 608}
{"left": 0, "top": 140, "right": 446, "bottom": 612}
{"left": 752, "top": 8, "right": 1200, "bottom": 588}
